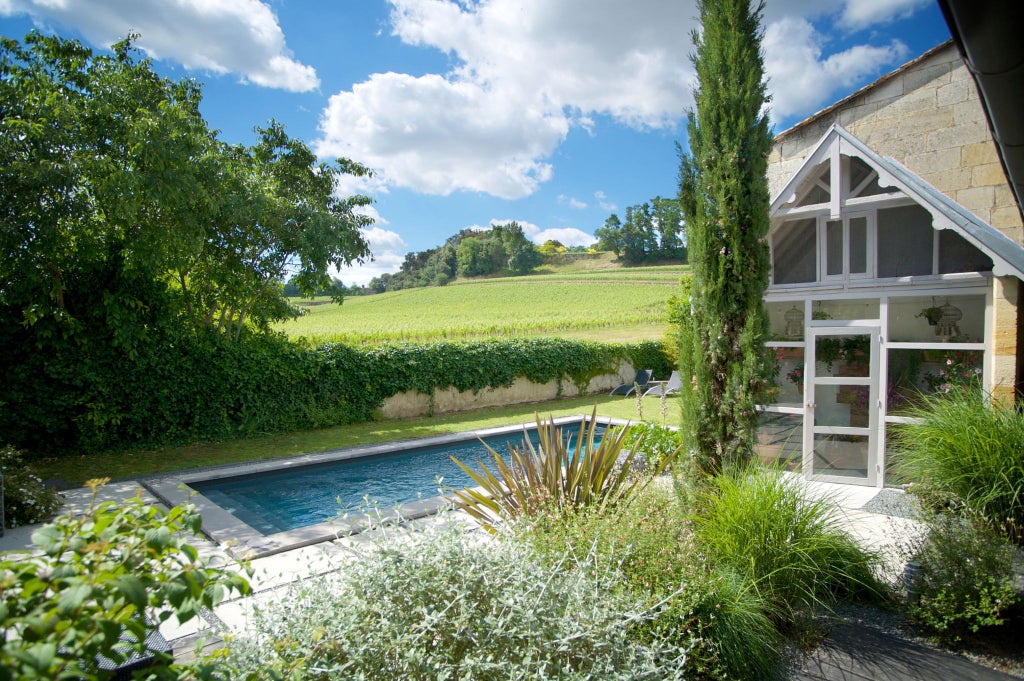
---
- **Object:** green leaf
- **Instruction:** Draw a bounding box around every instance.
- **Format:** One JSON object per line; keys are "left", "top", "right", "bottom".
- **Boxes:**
{"left": 56, "top": 584, "right": 93, "bottom": 618}
{"left": 114, "top": 575, "right": 149, "bottom": 611}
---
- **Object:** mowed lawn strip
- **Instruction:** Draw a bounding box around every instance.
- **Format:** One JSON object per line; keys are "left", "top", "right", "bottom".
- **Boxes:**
{"left": 35, "top": 394, "right": 676, "bottom": 486}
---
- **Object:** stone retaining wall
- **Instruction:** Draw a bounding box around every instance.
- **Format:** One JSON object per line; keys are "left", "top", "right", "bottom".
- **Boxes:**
{"left": 378, "top": 363, "right": 636, "bottom": 419}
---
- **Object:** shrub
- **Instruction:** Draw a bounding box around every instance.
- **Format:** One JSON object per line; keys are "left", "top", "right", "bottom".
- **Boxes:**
{"left": 217, "top": 517, "right": 692, "bottom": 680}
{"left": 892, "top": 387, "right": 1024, "bottom": 544}
{"left": 693, "top": 467, "right": 882, "bottom": 625}
{"left": 0, "top": 444, "right": 63, "bottom": 528}
{"left": 624, "top": 422, "right": 682, "bottom": 471}
{"left": 906, "top": 511, "right": 1020, "bottom": 641}
{"left": 0, "top": 481, "right": 251, "bottom": 680}
{"left": 522, "top": 485, "right": 779, "bottom": 680}
{"left": 450, "top": 412, "right": 652, "bottom": 530}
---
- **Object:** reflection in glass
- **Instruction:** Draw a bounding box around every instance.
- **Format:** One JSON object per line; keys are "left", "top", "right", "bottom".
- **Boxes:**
{"left": 813, "top": 385, "right": 869, "bottom": 428}
{"left": 887, "top": 295, "right": 985, "bottom": 343}
{"left": 815, "top": 334, "right": 870, "bottom": 378}
{"left": 813, "top": 434, "right": 868, "bottom": 478}
{"left": 886, "top": 348, "right": 984, "bottom": 414}
{"left": 767, "top": 347, "right": 805, "bottom": 406}
{"left": 756, "top": 412, "right": 802, "bottom": 471}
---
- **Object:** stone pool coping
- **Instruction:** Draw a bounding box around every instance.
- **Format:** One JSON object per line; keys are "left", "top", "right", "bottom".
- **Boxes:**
{"left": 143, "top": 414, "right": 629, "bottom": 560}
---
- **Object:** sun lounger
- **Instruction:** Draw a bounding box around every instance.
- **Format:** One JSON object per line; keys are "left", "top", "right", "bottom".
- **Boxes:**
{"left": 610, "top": 369, "right": 653, "bottom": 396}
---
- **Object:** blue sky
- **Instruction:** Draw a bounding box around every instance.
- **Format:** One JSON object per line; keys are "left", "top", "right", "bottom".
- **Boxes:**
{"left": 1, "top": 0, "right": 951, "bottom": 285}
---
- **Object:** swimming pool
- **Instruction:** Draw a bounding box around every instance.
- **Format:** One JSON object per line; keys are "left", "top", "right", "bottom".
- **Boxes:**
{"left": 145, "top": 416, "right": 618, "bottom": 558}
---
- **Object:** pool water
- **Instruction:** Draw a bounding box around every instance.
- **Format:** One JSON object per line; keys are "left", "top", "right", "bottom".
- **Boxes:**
{"left": 190, "top": 421, "right": 604, "bottom": 535}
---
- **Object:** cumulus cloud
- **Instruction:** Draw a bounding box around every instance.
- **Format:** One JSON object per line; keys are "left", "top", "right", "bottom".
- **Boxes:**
{"left": 838, "top": 0, "right": 932, "bottom": 31}
{"left": 317, "top": 72, "right": 564, "bottom": 199}
{"left": 332, "top": 225, "right": 407, "bottom": 286}
{"left": 316, "top": 0, "right": 927, "bottom": 199}
{"left": 513, "top": 220, "right": 596, "bottom": 248}
{"left": 1, "top": 0, "right": 318, "bottom": 91}
{"left": 764, "top": 17, "right": 910, "bottom": 119}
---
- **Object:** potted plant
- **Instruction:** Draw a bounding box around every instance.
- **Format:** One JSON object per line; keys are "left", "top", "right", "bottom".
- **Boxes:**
{"left": 916, "top": 305, "right": 943, "bottom": 326}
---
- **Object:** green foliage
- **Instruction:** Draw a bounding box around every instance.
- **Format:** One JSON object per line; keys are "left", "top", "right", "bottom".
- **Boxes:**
{"left": 624, "top": 422, "right": 683, "bottom": 470}
{"left": 3, "top": 332, "right": 668, "bottom": 458}
{"left": 906, "top": 512, "right": 1020, "bottom": 640}
{"left": 595, "top": 197, "right": 687, "bottom": 264}
{"left": 0, "top": 482, "right": 251, "bottom": 680}
{"left": 217, "top": 518, "right": 691, "bottom": 680}
{"left": 892, "top": 387, "right": 1024, "bottom": 544}
{"left": 693, "top": 468, "right": 882, "bottom": 625}
{"left": 522, "top": 486, "right": 779, "bottom": 680}
{"left": 450, "top": 413, "right": 650, "bottom": 530}
{"left": 676, "top": 0, "right": 774, "bottom": 476}
{"left": 0, "top": 445, "right": 63, "bottom": 528}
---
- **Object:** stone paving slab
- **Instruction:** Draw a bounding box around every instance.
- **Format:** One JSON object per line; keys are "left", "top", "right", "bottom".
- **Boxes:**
{"left": 791, "top": 621, "right": 1020, "bottom": 681}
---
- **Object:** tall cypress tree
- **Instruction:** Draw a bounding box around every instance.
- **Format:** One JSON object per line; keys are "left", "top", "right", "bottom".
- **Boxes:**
{"left": 677, "top": 0, "right": 773, "bottom": 476}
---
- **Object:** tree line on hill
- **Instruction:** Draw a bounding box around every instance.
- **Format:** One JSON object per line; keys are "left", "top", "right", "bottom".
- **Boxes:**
{"left": 594, "top": 196, "right": 687, "bottom": 264}
{"left": 358, "top": 200, "right": 688, "bottom": 295}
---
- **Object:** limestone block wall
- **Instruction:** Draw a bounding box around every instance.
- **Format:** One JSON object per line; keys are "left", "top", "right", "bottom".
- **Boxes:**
{"left": 992, "top": 276, "right": 1021, "bottom": 404}
{"left": 767, "top": 43, "right": 1023, "bottom": 245}
{"left": 377, "top": 362, "right": 637, "bottom": 419}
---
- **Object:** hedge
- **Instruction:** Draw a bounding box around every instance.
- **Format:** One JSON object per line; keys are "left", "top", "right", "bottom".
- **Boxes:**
{"left": 1, "top": 332, "right": 670, "bottom": 459}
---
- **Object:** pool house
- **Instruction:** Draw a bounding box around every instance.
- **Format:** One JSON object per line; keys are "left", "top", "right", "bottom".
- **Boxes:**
{"left": 755, "top": 42, "right": 1024, "bottom": 487}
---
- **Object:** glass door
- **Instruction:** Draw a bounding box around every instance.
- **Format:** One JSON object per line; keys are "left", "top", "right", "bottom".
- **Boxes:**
{"left": 804, "top": 325, "right": 878, "bottom": 485}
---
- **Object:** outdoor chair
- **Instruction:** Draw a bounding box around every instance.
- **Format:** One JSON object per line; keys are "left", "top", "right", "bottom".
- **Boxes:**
{"left": 642, "top": 370, "right": 682, "bottom": 398}
{"left": 610, "top": 369, "right": 653, "bottom": 396}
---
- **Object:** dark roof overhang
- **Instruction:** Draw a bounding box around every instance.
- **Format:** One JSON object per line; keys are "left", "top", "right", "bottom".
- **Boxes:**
{"left": 938, "top": 0, "right": 1024, "bottom": 224}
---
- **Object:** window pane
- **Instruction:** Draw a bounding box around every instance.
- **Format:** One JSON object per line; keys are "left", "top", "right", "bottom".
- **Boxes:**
{"left": 766, "top": 301, "right": 805, "bottom": 340}
{"left": 773, "top": 219, "right": 817, "bottom": 284}
{"left": 826, "top": 220, "right": 843, "bottom": 276}
{"left": 813, "top": 434, "right": 869, "bottom": 479}
{"left": 877, "top": 205, "right": 933, "bottom": 277}
{"left": 756, "top": 412, "right": 802, "bottom": 471}
{"left": 887, "top": 348, "right": 984, "bottom": 415}
{"left": 938, "top": 230, "right": 994, "bottom": 274}
{"left": 813, "top": 384, "right": 870, "bottom": 428}
{"left": 813, "top": 298, "right": 879, "bottom": 321}
{"left": 849, "top": 217, "right": 867, "bottom": 274}
{"left": 815, "top": 334, "right": 870, "bottom": 378}
{"left": 767, "top": 346, "right": 804, "bottom": 406}
{"left": 887, "top": 294, "right": 985, "bottom": 343}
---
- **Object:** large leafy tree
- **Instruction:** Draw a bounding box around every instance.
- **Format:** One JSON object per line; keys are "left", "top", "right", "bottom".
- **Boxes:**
{"left": 0, "top": 32, "right": 371, "bottom": 451}
{"left": 676, "top": 0, "right": 773, "bottom": 476}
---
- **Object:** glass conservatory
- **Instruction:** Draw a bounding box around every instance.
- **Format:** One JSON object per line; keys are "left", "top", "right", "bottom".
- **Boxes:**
{"left": 758, "top": 126, "right": 1024, "bottom": 487}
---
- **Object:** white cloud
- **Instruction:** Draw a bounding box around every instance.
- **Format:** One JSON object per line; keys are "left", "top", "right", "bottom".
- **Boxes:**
{"left": 764, "top": 17, "right": 910, "bottom": 119}
{"left": 332, "top": 225, "right": 406, "bottom": 286}
{"left": 317, "top": 0, "right": 928, "bottom": 199}
{"left": 317, "top": 72, "right": 564, "bottom": 199}
{"left": 594, "top": 191, "right": 616, "bottom": 212}
{"left": 558, "top": 195, "right": 588, "bottom": 210}
{"left": 515, "top": 220, "right": 596, "bottom": 248}
{"left": 1, "top": 0, "right": 318, "bottom": 91}
{"left": 838, "top": 0, "right": 932, "bottom": 31}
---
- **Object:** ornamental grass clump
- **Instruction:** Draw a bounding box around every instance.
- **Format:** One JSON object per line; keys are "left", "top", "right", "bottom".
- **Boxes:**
{"left": 693, "top": 467, "right": 882, "bottom": 626}
{"left": 891, "top": 386, "right": 1024, "bottom": 544}
{"left": 219, "top": 519, "right": 692, "bottom": 680}
{"left": 450, "top": 411, "right": 655, "bottom": 531}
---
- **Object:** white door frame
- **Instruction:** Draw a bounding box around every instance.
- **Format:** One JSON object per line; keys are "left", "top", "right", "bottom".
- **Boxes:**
{"left": 803, "top": 323, "right": 880, "bottom": 486}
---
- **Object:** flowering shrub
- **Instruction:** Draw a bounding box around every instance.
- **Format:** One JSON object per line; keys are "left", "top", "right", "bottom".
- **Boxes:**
{"left": 1, "top": 444, "right": 62, "bottom": 528}
{"left": 922, "top": 351, "right": 982, "bottom": 394}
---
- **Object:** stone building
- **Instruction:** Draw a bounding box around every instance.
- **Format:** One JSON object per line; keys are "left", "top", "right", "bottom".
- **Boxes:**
{"left": 757, "top": 40, "right": 1024, "bottom": 487}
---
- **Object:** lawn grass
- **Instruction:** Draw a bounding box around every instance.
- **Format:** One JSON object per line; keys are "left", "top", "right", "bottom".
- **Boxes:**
{"left": 34, "top": 394, "right": 679, "bottom": 486}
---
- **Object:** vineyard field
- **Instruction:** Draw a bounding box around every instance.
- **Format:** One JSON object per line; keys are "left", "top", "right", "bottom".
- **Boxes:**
{"left": 277, "top": 267, "right": 686, "bottom": 345}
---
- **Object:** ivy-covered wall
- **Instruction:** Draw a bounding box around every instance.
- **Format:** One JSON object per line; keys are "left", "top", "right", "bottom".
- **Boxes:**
{"left": 1, "top": 332, "right": 670, "bottom": 459}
